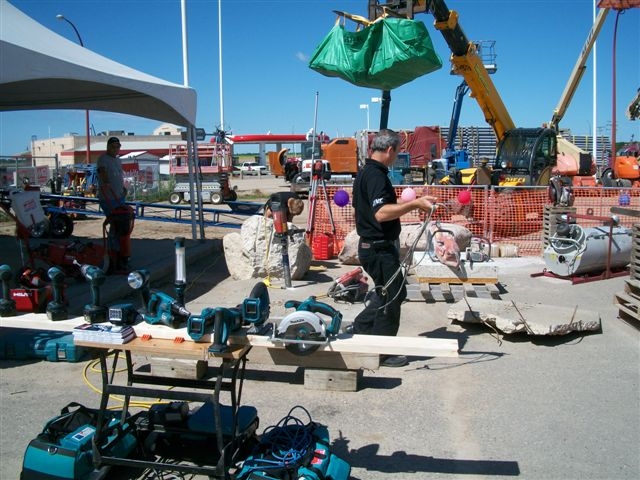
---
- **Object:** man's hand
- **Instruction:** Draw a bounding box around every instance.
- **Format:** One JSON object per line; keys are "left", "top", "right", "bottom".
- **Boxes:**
{"left": 410, "top": 195, "right": 438, "bottom": 213}
{"left": 374, "top": 194, "right": 439, "bottom": 223}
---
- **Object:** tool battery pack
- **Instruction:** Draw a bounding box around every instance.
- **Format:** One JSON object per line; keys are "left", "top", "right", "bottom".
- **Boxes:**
{"left": 10, "top": 287, "right": 51, "bottom": 312}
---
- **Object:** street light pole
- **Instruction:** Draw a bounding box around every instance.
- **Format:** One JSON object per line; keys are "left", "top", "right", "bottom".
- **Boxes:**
{"left": 371, "top": 97, "right": 382, "bottom": 131}
{"left": 610, "top": 9, "right": 621, "bottom": 168}
{"left": 56, "top": 14, "right": 91, "bottom": 164}
{"left": 360, "top": 104, "right": 370, "bottom": 131}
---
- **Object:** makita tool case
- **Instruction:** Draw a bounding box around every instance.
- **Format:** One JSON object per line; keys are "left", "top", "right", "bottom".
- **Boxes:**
{"left": 0, "top": 328, "right": 91, "bottom": 363}
{"left": 21, "top": 402, "right": 137, "bottom": 480}
{"left": 236, "top": 406, "right": 350, "bottom": 480}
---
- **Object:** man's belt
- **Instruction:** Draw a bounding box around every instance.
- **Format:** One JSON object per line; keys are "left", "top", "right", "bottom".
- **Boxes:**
{"left": 360, "top": 238, "right": 394, "bottom": 249}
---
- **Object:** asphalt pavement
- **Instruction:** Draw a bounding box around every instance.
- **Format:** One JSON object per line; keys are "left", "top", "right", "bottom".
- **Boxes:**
{"left": 1, "top": 175, "right": 639, "bottom": 480}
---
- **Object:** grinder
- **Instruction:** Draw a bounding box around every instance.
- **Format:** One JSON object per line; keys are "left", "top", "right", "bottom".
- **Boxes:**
{"left": 187, "top": 281, "right": 271, "bottom": 343}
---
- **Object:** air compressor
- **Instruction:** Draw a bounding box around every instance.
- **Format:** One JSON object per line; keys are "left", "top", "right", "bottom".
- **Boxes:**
{"left": 543, "top": 217, "right": 632, "bottom": 277}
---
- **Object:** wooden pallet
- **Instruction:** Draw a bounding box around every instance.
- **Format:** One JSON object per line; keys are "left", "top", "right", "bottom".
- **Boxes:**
{"left": 406, "top": 282, "right": 501, "bottom": 303}
{"left": 614, "top": 278, "right": 640, "bottom": 328}
{"left": 630, "top": 224, "right": 640, "bottom": 281}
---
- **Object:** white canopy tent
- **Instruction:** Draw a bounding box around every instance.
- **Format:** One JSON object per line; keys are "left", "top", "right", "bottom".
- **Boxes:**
{"left": 0, "top": 0, "right": 204, "bottom": 238}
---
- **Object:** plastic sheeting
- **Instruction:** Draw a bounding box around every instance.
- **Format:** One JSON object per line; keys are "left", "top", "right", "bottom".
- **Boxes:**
{"left": 309, "top": 17, "right": 442, "bottom": 90}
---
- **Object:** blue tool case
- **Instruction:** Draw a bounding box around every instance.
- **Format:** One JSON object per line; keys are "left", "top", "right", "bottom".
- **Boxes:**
{"left": 0, "top": 328, "right": 92, "bottom": 362}
{"left": 20, "top": 402, "right": 137, "bottom": 480}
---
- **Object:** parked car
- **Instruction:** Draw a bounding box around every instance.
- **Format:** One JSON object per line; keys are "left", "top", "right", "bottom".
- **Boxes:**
{"left": 239, "top": 162, "right": 267, "bottom": 176}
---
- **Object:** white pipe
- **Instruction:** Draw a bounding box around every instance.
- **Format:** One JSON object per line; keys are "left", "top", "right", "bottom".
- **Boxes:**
{"left": 218, "top": 0, "right": 224, "bottom": 129}
{"left": 181, "top": 0, "right": 189, "bottom": 86}
{"left": 593, "top": 0, "right": 598, "bottom": 163}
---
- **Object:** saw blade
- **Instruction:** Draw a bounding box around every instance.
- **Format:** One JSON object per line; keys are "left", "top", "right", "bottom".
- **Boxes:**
{"left": 281, "top": 322, "right": 324, "bottom": 356}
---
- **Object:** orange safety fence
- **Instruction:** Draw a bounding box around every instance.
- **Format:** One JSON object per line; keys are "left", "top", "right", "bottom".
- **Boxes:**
{"left": 308, "top": 185, "right": 640, "bottom": 257}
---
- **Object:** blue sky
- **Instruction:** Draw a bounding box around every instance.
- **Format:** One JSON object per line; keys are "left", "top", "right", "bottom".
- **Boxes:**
{"left": 1, "top": 0, "right": 638, "bottom": 156}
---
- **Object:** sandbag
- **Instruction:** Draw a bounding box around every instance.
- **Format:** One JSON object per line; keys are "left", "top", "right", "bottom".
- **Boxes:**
{"left": 309, "top": 16, "right": 442, "bottom": 90}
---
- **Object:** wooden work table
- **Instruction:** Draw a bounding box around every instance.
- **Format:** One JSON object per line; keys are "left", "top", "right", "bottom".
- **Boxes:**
{"left": 73, "top": 337, "right": 253, "bottom": 478}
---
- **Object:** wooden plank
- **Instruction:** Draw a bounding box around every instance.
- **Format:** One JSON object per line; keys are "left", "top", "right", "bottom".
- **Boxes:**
{"left": 616, "top": 302, "right": 640, "bottom": 323}
{"left": 405, "top": 283, "right": 431, "bottom": 302}
{"left": 611, "top": 206, "right": 640, "bottom": 218}
{"left": 625, "top": 278, "right": 640, "bottom": 293}
{"left": 416, "top": 276, "right": 499, "bottom": 284}
{"left": 0, "top": 314, "right": 86, "bottom": 332}
{"left": 485, "top": 283, "right": 502, "bottom": 299}
{"left": 304, "top": 369, "right": 360, "bottom": 392}
{"left": 622, "top": 285, "right": 640, "bottom": 303}
{"left": 146, "top": 358, "right": 208, "bottom": 379}
{"left": 242, "top": 333, "right": 459, "bottom": 358}
{"left": 617, "top": 307, "right": 640, "bottom": 328}
{"left": 407, "top": 282, "right": 501, "bottom": 302}
{"left": 463, "top": 283, "right": 476, "bottom": 296}
{"left": 440, "top": 282, "right": 454, "bottom": 302}
{"left": 246, "top": 348, "right": 380, "bottom": 370}
{"left": 7, "top": 313, "right": 458, "bottom": 360}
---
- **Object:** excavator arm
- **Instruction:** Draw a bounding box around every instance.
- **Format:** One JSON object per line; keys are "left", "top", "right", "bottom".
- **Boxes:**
{"left": 426, "top": 0, "right": 515, "bottom": 141}
{"left": 367, "top": 1, "right": 515, "bottom": 142}
{"left": 550, "top": 8, "right": 609, "bottom": 131}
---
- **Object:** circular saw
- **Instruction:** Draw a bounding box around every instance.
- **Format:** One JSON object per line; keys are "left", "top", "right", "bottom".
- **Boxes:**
{"left": 273, "top": 297, "right": 343, "bottom": 356}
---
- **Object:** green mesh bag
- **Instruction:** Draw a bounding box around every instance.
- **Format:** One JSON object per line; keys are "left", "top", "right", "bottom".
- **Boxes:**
{"left": 309, "top": 17, "right": 442, "bottom": 90}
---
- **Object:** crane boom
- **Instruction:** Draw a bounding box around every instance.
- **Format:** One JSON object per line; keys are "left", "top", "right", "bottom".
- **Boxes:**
{"left": 368, "top": 1, "right": 515, "bottom": 141}
{"left": 425, "top": 0, "right": 515, "bottom": 141}
{"left": 550, "top": 8, "right": 610, "bottom": 131}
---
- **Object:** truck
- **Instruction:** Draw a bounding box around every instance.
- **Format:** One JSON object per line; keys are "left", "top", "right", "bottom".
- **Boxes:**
{"left": 287, "top": 137, "right": 359, "bottom": 195}
{"left": 168, "top": 143, "right": 236, "bottom": 205}
{"left": 363, "top": 0, "right": 591, "bottom": 187}
{"left": 357, "top": 126, "right": 445, "bottom": 185}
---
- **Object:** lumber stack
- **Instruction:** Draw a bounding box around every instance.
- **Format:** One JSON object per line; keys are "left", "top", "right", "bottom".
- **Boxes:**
{"left": 614, "top": 278, "right": 640, "bottom": 328}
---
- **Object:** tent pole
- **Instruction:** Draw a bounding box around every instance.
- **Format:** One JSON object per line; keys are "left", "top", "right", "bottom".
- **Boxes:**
{"left": 186, "top": 127, "right": 198, "bottom": 240}
{"left": 193, "top": 127, "right": 205, "bottom": 240}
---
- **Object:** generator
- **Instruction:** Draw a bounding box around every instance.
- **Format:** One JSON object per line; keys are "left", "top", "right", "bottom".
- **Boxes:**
{"left": 543, "top": 223, "right": 632, "bottom": 277}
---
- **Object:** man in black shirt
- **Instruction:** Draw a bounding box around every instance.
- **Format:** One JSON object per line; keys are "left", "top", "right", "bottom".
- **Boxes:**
{"left": 352, "top": 129, "right": 437, "bottom": 367}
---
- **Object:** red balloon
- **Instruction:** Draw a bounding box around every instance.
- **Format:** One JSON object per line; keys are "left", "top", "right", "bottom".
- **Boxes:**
{"left": 458, "top": 189, "right": 472, "bottom": 205}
